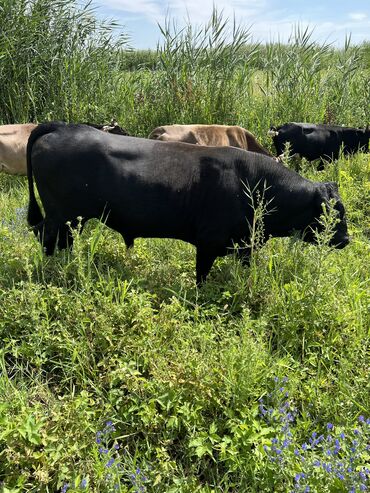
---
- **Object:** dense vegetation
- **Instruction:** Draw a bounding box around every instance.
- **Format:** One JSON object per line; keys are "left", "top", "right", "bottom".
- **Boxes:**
{"left": 0, "top": 1, "right": 369, "bottom": 492}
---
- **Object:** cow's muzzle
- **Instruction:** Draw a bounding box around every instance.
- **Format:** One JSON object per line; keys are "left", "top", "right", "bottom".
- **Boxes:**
{"left": 268, "top": 129, "right": 279, "bottom": 137}
{"left": 331, "top": 236, "right": 350, "bottom": 249}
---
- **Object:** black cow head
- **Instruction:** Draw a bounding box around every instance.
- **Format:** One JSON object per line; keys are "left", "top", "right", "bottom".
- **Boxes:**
{"left": 102, "top": 119, "right": 129, "bottom": 136}
{"left": 268, "top": 123, "right": 303, "bottom": 157}
{"left": 268, "top": 126, "right": 279, "bottom": 137}
{"left": 268, "top": 125, "right": 285, "bottom": 156}
{"left": 305, "top": 182, "right": 349, "bottom": 249}
{"left": 84, "top": 120, "right": 129, "bottom": 136}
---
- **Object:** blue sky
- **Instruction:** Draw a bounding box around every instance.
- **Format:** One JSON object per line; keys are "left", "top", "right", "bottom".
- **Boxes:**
{"left": 93, "top": 0, "right": 370, "bottom": 49}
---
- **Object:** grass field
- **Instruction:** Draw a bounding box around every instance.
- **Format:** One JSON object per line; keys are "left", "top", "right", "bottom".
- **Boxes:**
{"left": 0, "top": 1, "right": 369, "bottom": 492}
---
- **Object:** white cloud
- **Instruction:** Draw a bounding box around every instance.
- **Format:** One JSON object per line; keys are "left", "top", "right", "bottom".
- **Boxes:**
{"left": 95, "top": 0, "right": 370, "bottom": 46}
{"left": 96, "top": 0, "right": 163, "bottom": 22}
{"left": 349, "top": 12, "right": 367, "bottom": 21}
{"left": 97, "top": 0, "right": 269, "bottom": 25}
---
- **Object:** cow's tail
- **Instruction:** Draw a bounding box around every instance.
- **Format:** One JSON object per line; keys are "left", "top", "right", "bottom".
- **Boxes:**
{"left": 27, "top": 122, "right": 64, "bottom": 227}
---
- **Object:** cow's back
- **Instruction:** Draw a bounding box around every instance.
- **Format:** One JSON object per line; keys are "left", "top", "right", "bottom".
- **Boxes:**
{"left": 149, "top": 124, "right": 251, "bottom": 149}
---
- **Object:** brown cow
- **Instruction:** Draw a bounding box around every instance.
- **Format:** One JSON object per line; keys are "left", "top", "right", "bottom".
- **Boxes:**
{"left": 0, "top": 124, "right": 37, "bottom": 175}
{"left": 148, "top": 124, "right": 272, "bottom": 156}
{"left": 0, "top": 120, "right": 128, "bottom": 175}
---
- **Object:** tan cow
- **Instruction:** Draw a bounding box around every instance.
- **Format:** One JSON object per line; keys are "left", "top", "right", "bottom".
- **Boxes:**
{"left": 0, "top": 124, "right": 37, "bottom": 175}
{"left": 0, "top": 120, "right": 128, "bottom": 175}
{"left": 148, "top": 124, "right": 272, "bottom": 156}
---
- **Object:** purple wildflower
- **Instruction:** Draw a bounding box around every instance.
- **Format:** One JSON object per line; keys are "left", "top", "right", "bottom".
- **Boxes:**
{"left": 106, "top": 458, "right": 115, "bottom": 468}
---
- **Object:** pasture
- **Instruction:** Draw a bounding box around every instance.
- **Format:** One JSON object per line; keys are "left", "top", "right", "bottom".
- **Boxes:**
{"left": 0, "top": 1, "right": 369, "bottom": 492}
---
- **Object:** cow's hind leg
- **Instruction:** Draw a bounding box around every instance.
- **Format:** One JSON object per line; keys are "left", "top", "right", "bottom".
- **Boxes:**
{"left": 31, "top": 220, "right": 44, "bottom": 239}
{"left": 237, "top": 247, "right": 251, "bottom": 267}
{"left": 57, "top": 218, "right": 88, "bottom": 251}
{"left": 123, "top": 235, "right": 134, "bottom": 249}
{"left": 196, "top": 247, "right": 217, "bottom": 285}
{"left": 57, "top": 223, "right": 74, "bottom": 251}
{"left": 38, "top": 218, "right": 59, "bottom": 256}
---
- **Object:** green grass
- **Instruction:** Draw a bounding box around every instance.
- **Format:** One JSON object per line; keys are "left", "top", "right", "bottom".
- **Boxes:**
{"left": 0, "top": 2, "right": 370, "bottom": 492}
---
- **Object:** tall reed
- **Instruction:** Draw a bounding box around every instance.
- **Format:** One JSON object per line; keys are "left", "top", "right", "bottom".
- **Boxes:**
{"left": 0, "top": 0, "right": 128, "bottom": 124}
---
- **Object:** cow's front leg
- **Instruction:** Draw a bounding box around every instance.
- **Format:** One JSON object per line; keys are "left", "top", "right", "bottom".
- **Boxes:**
{"left": 195, "top": 247, "right": 217, "bottom": 285}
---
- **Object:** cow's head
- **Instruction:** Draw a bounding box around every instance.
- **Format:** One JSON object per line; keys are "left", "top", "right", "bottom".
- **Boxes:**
{"left": 102, "top": 119, "right": 129, "bottom": 136}
{"left": 267, "top": 126, "right": 279, "bottom": 137}
{"left": 268, "top": 123, "right": 300, "bottom": 157}
{"left": 304, "top": 182, "right": 349, "bottom": 249}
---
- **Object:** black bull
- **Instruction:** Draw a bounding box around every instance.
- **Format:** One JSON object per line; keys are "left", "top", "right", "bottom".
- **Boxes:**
{"left": 270, "top": 122, "right": 370, "bottom": 164}
{"left": 27, "top": 122, "right": 349, "bottom": 283}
